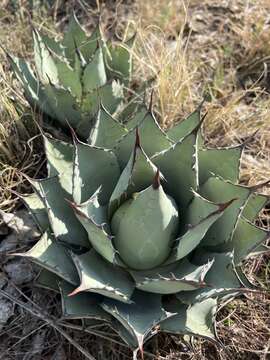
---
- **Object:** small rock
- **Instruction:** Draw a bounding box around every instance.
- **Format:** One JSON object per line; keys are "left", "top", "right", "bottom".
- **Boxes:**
{"left": 51, "top": 347, "right": 66, "bottom": 360}
{"left": 0, "top": 273, "right": 6, "bottom": 289}
{"left": 0, "top": 222, "right": 9, "bottom": 236}
{"left": 0, "top": 233, "right": 19, "bottom": 253}
{"left": 0, "top": 299, "right": 13, "bottom": 331}
{"left": 3, "top": 283, "right": 20, "bottom": 299}
{"left": 4, "top": 259, "right": 35, "bottom": 285}
{"left": 23, "top": 330, "right": 46, "bottom": 360}
{"left": 0, "top": 209, "right": 40, "bottom": 243}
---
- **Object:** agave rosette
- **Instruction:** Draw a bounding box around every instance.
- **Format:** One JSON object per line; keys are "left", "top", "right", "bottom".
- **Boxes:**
{"left": 7, "top": 14, "right": 134, "bottom": 138}
{"left": 16, "top": 103, "right": 269, "bottom": 355}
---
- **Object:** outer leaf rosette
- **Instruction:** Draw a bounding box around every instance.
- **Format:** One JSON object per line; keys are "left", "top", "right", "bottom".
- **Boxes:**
{"left": 7, "top": 14, "right": 135, "bottom": 139}
{"left": 16, "top": 103, "right": 269, "bottom": 358}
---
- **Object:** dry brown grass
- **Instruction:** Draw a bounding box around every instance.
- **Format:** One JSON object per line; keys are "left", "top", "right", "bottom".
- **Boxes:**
{"left": 0, "top": 0, "right": 270, "bottom": 359}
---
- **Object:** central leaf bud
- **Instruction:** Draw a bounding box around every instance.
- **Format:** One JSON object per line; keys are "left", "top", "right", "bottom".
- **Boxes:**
{"left": 111, "top": 174, "right": 179, "bottom": 270}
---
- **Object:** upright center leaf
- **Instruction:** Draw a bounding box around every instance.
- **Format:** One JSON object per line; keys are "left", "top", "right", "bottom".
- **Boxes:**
{"left": 111, "top": 171, "right": 179, "bottom": 270}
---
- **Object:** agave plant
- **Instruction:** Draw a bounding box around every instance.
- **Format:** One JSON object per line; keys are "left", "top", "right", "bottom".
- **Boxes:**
{"left": 15, "top": 102, "right": 269, "bottom": 357}
{"left": 7, "top": 14, "right": 134, "bottom": 138}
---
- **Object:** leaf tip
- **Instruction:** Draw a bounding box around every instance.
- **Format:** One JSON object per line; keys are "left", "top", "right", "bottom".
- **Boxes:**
{"left": 218, "top": 197, "right": 238, "bottom": 212}
{"left": 152, "top": 169, "right": 161, "bottom": 189}
{"left": 135, "top": 127, "right": 141, "bottom": 148}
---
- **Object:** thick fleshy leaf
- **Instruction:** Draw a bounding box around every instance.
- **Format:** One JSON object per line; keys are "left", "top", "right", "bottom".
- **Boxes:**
{"left": 88, "top": 105, "right": 128, "bottom": 148}
{"left": 22, "top": 192, "right": 50, "bottom": 232}
{"left": 62, "top": 13, "right": 86, "bottom": 60}
{"left": 59, "top": 281, "right": 110, "bottom": 321}
{"left": 15, "top": 231, "right": 79, "bottom": 285}
{"left": 55, "top": 54, "right": 82, "bottom": 99}
{"left": 200, "top": 176, "right": 251, "bottom": 246}
{"left": 124, "top": 104, "right": 148, "bottom": 130}
{"left": 152, "top": 131, "right": 199, "bottom": 210}
{"left": 34, "top": 269, "right": 61, "bottom": 292}
{"left": 43, "top": 83, "right": 82, "bottom": 128}
{"left": 113, "top": 321, "right": 138, "bottom": 349}
{"left": 176, "top": 252, "right": 243, "bottom": 304}
{"left": 33, "top": 29, "right": 82, "bottom": 98}
{"left": 221, "top": 217, "right": 270, "bottom": 265}
{"left": 33, "top": 28, "right": 59, "bottom": 84}
{"left": 68, "top": 190, "right": 118, "bottom": 264}
{"left": 130, "top": 258, "right": 212, "bottom": 294}
{"left": 167, "top": 105, "right": 201, "bottom": 142}
{"left": 63, "top": 14, "right": 101, "bottom": 63}
{"left": 198, "top": 144, "right": 242, "bottom": 184}
{"left": 80, "top": 80, "right": 124, "bottom": 119}
{"left": 82, "top": 46, "right": 107, "bottom": 92}
{"left": 101, "top": 290, "right": 174, "bottom": 350}
{"left": 72, "top": 137, "right": 120, "bottom": 204}
{"left": 34, "top": 30, "right": 82, "bottom": 98}
{"left": 167, "top": 192, "right": 235, "bottom": 263}
{"left": 161, "top": 297, "right": 217, "bottom": 340}
{"left": 40, "top": 33, "right": 64, "bottom": 57}
{"left": 108, "top": 131, "right": 159, "bottom": 217}
{"left": 8, "top": 55, "right": 49, "bottom": 111}
{"left": 106, "top": 37, "right": 134, "bottom": 81}
{"left": 30, "top": 176, "right": 89, "bottom": 248}
{"left": 69, "top": 249, "right": 135, "bottom": 303}
{"left": 112, "top": 178, "right": 179, "bottom": 270}
{"left": 43, "top": 135, "right": 73, "bottom": 194}
{"left": 242, "top": 192, "right": 268, "bottom": 221}
{"left": 114, "top": 108, "right": 172, "bottom": 169}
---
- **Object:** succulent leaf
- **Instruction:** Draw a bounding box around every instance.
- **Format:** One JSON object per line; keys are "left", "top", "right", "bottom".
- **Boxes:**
{"left": 220, "top": 217, "right": 269, "bottom": 264}
{"left": 40, "top": 33, "right": 64, "bottom": 57}
{"left": 124, "top": 104, "right": 148, "bottom": 130}
{"left": 106, "top": 37, "right": 134, "bottom": 82}
{"left": 21, "top": 192, "right": 50, "bottom": 232}
{"left": 82, "top": 46, "right": 107, "bottom": 92}
{"left": 130, "top": 258, "right": 212, "bottom": 294}
{"left": 198, "top": 145, "right": 242, "bottom": 184}
{"left": 68, "top": 191, "right": 118, "bottom": 264}
{"left": 101, "top": 290, "right": 174, "bottom": 350}
{"left": 33, "top": 28, "right": 59, "bottom": 84}
{"left": 70, "top": 249, "right": 135, "bottom": 303}
{"left": 167, "top": 105, "right": 201, "bottom": 142}
{"left": 72, "top": 136, "right": 120, "bottom": 204}
{"left": 80, "top": 81, "right": 124, "bottom": 119}
{"left": 112, "top": 179, "right": 179, "bottom": 270}
{"left": 152, "top": 131, "right": 199, "bottom": 210}
{"left": 62, "top": 13, "right": 100, "bottom": 63}
{"left": 242, "top": 192, "right": 269, "bottom": 221}
{"left": 43, "top": 83, "right": 82, "bottom": 128}
{"left": 88, "top": 105, "right": 128, "bottom": 148}
{"left": 56, "top": 54, "right": 82, "bottom": 99}
{"left": 44, "top": 135, "right": 74, "bottom": 194}
{"left": 8, "top": 55, "right": 49, "bottom": 112}
{"left": 34, "top": 31, "right": 83, "bottom": 99}
{"left": 33, "top": 28, "right": 83, "bottom": 99}
{"left": 108, "top": 130, "right": 159, "bottom": 217}
{"left": 161, "top": 297, "right": 217, "bottom": 340}
{"left": 167, "top": 193, "right": 235, "bottom": 263}
{"left": 34, "top": 269, "right": 61, "bottom": 292}
{"left": 59, "top": 281, "right": 110, "bottom": 321}
{"left": 15, "top": 231, "right": 79, "bottom": 285}
{"left": 176, "top": 252, "right": 243, "bottom": 304}
{"left": 200, "top": 176, "right": 250, "bottom": 246}
{"left": 30, "top": 176, "right": 89, "bottom": 248}
{"left": 114, "top": 108, "right": 172, "bottom": 169}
